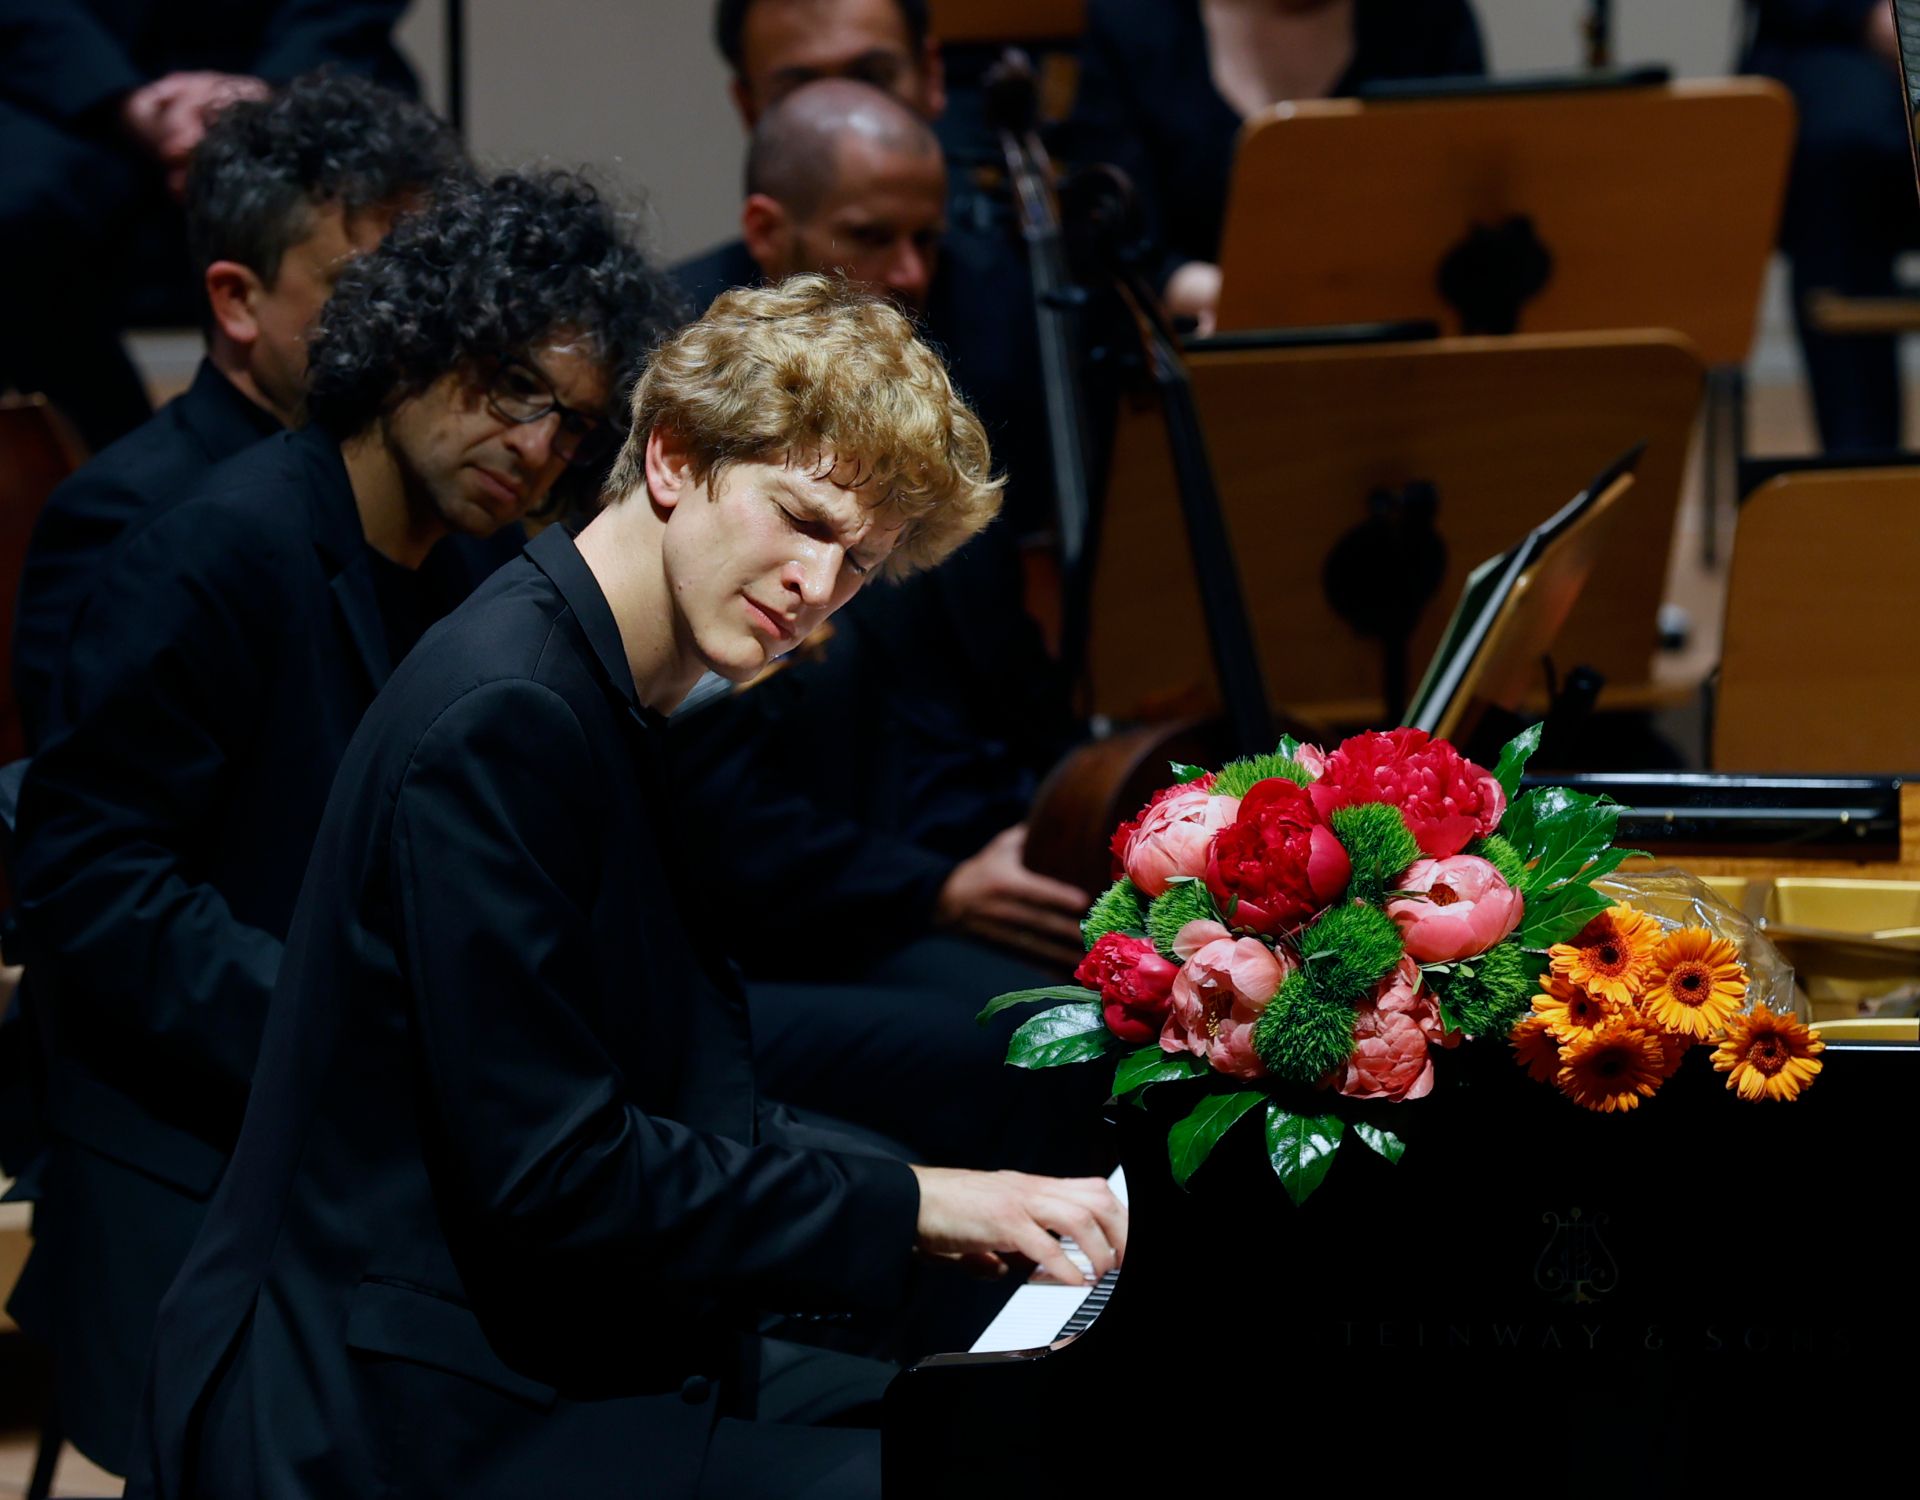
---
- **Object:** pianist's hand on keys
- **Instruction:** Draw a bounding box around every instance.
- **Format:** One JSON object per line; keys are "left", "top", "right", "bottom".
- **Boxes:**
{"left": 907, "top": 1166, "right": 1127, "bottom": 1288}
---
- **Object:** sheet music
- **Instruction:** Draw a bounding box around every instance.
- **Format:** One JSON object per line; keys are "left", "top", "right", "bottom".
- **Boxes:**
{"left": 969, "top": 1167, "right": 1128, "bottom": 1355}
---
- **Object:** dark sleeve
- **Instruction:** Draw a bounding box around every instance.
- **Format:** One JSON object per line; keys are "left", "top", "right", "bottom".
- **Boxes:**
{"left": 1749, "top": 0, "right": 1884, "bottom": 45}
{"left": 11, "top": 504, "right": 285, "bottom": 1091}
{"left": 0, "top": 0, "right": 142, "bottom": 121}
{"left": 11, "top": 467, "right": 155, "bottom": 752}
{"left": 249, "top": 0, "right": 413, "bottom": 86}
{"left": 668, "top": 692, "right": 957, "bottom": 950}
{"left": 1438, "top": 0, "right": 1488, "bottom": 76}
{"left": 392, "top": 680, "right": 921, "bottom": 1312}
{"left": 1066, "top": 2, "right": 1190, "bottom": 286}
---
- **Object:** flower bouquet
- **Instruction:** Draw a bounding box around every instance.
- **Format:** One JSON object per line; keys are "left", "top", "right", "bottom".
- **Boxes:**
{"left": 982, "top": 724, "right": 1820, "bottom": 1205}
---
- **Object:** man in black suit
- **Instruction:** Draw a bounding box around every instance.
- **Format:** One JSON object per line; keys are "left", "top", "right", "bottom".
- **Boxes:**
{"left": 7, "top": 171, "right": 678, "bottom": 1475}
{"left": 673, "top": 81, "right": 1103, "bottom": 1171}
{"left": 129, "top": 273, "right": 1124, "bottom": 1500}
{"left": 11, "top": 70, "right": 468, "bottom": 752}
{"left": 0, "top": 0, "right": 417, "bottom": 451}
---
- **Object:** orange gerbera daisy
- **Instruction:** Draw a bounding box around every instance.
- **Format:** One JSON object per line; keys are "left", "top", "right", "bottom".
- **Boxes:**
{"left": 1641, "top": 928, "right": 1747, "bottom": 1039}
{"left": 1510, "top": 1013, "right": 1564, "bottom": 1084}
{"left": 1531, "top": 974, "right": 1615, "bottom": 1041}
{"left": 1549, "top": 905, "right": 1661, "bottom": 1004}
{"left": 1556, "top": 1020, "right": 1667, "bottom": 1113}
{"left": 1712, "top": 1005, "right": 1825, "bottom": 1102}
{"left": 1649, "top": 1024, "right": 1692, "bottom": 1079}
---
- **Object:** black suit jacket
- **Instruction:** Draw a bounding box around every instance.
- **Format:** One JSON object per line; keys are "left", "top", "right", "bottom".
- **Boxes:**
{"left": 1069, "top": 0, "right": 1486, "bottom": 278}
{"left": 130, "top": 526, "right": 920, "bottom": 1500}
{"left": 11, "top": 358, "right": 280, "bottom": 749}
{"left": 6, "top": 425, "right": 464, "bottom": 1464}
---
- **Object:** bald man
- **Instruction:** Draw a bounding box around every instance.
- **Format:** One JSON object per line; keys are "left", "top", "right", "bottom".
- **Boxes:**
{"left": 681, "top": 79, "right": 945, "bottom": 314}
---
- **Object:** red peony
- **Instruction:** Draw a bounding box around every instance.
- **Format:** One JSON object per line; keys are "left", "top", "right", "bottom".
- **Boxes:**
{"left": 1307, "top": 727, "right": 1505, "bottom": 858}
{"left": 1203, "top": 777, "right": 1351, "bottom": 935}
{"left": 1075, "top": 931, "right": 1180, "bottom": 1043}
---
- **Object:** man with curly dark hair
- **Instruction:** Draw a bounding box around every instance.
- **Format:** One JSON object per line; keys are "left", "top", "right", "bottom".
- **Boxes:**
{"left": 11, "top": 69, "right": 469, "bottom": 751}
{"left": 6, "top": 169, "right": 679, "bottom": 1477}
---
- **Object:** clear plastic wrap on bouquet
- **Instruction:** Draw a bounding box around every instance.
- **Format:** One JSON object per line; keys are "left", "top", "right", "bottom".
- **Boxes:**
{"left": 1593, "top": 867, "right": 1799, "bottom": 1017}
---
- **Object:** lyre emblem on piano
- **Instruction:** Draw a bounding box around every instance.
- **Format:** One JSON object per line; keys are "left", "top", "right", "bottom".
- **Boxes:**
{"left": 1533, "top": 1208, "right": 1620, "bottom": 1304}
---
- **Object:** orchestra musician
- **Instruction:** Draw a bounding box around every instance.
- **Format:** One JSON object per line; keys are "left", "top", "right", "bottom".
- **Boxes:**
{"left": 9, "top": 70, "right": 470, "bottom": 753}
{"left": 125, "top": 274, "right": 1127, "bottom": 1500}
{"left": 1742, "top": 0, "right": 1920, "bottom": 450}
{"left": 0, "top": 0, "right": 419, "bottom": 452}
{"left": 1068, "top": 0, "right": 1487, "bottom": 334}
{"left": 5, "top": 172, "right": 676, "bottom": 1476}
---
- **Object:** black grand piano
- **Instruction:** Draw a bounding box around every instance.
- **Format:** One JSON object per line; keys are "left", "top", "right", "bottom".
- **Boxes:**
{"left": 885, "top": 1030, "right": 1917, "bottom": 1495}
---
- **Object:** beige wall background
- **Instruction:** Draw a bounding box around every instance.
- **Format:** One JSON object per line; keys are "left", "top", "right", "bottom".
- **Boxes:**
{"left": 391, "top": 0, "right": 1749, "bottom": 264}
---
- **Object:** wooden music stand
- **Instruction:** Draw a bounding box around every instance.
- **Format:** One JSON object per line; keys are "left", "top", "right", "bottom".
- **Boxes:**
{"left": 1085, "top": 330, "right": 1703, "bottom": 731}
{"left": 1213, "top": 80, "right": 1793, "bottom": 365}
{"left": 1715, "top": 467, "right": 1920, "bottom": 775}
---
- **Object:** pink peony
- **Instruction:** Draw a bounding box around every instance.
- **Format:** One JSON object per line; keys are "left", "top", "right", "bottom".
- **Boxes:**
{"left": 1074, "top": 932, "right": 1180, "bottom": 1044}
{"left": 1333, "top": 957, "right": 1457, "bottom": 1103}
{"left": 1307, "top": 727, "right": 1506, "bottom": 858}
{"left": 1292, "top": 742, "right": 1329, "bottom": 780}
{"left": 1386, "top": 855, "right": 1524, "bottom": 963}
{"left": 1204, "top": 777, "right": 1351, "bottom": 934}
{"left": 1161, "top": 920, "right": 1291, "bottom": 1079}
{"left": 1113, "top": 782, "right": 1240, "bottom": 898}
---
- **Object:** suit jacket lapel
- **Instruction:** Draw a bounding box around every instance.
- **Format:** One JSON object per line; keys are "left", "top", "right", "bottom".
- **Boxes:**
{"left": 329, "top": 555, "right": 394, "bottom": 693}
{"left": 293, "top": 427, "right": 395, "bottom": 694}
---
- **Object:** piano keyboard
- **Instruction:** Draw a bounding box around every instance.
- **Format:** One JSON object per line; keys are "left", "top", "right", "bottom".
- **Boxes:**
{"left": 968, "top": 1168, "right": 1128, "bottom": 1354}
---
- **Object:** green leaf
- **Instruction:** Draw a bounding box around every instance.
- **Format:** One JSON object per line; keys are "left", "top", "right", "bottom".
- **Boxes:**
{"left": 1500, "top": 785, "right": 1594, "bottom": 859}
{"left": 1276, "top": 734, "right": 1302, "bottom": 760}
{"left": 976, "top": 986, "right": 1101, "bottom": 1025}
{"left": 1264, "top": 1104, "right": 1347, "bottom": 1206}
{"left": 1516, "top": 881, "right": 1613, "bottom": 950}
{"left": 1169, "top": 761, "right": 1209, "bottom": 783}
{"left": 1517, "top": 800, "right": 1621, "bottom": 895}
{"left": 1353, "top": 1122, "right": 1406, "bottom": 1165}
{"left": 1112, "top": 1046, "right": 1206, "bottom": 1100}
{"left": 1167, "top": 1089, "right": 1266, "bottom": 1187}
{"left": 1005, "top": 1004, "right": 1118, "bottom": 1069}
{"left": 1491, "top": 723, "right": 1543, "bottom": 800}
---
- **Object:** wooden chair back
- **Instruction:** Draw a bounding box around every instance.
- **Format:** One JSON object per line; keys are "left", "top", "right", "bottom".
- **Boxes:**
{"left": 1716, "top": 468, "right": 1920, "bottom": 774}
{"left": 1087, "top": 330, "right": 1703, "bottom": 728}
{"left": 1216, "top": 80, "right": 1794, "bottom": 365}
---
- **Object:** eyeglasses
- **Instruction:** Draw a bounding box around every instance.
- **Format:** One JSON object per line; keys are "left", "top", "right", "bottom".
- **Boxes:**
{"left": 484, "top": 358, "right": 615, "bottom": 469}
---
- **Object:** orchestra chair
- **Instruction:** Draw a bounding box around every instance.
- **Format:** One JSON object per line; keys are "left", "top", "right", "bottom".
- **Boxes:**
{"left": 1085, "top": 329, "right": 1703, "bottom": 732}
{"left": 1713, "top": 467, "right": 1920, "bottom": 774}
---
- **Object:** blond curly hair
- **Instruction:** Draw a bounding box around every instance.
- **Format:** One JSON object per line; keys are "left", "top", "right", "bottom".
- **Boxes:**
{"left": 606, "top": 273, "right": 1002, "bottom": 573}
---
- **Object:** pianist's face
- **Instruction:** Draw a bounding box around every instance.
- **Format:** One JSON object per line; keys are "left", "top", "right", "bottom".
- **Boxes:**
{"left": 731, "top": 0, "right": 945, "bottom": 125}
{"left": 648, "top": 430, "right": 901, "bottom": 682}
